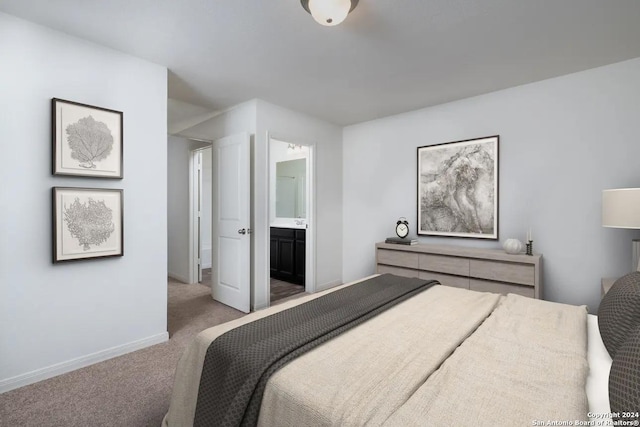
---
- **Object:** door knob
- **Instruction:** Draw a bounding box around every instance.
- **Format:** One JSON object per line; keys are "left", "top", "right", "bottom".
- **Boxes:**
{"left": 238, "top": 228, "right": 246, "bottom": 235}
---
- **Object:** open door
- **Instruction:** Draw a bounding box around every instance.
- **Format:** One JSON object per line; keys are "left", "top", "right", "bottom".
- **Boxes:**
{"left": 211, "top": 133, "right": 251, "bottom": 313}
{"left": 196, "top": 150, "right": 203, "bottom": 283}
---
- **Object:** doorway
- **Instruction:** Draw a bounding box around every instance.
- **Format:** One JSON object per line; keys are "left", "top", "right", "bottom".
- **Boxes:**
{"left": 267, "top": 136, "right": 315, "bottom": 305}
{"left": 186, "top": 134, "right": 251, "bottom": 313}
{"left": 189, "top": 145, "right": 213, "bottom": 286}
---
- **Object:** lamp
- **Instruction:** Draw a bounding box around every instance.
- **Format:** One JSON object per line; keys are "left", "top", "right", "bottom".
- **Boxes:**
{"left": 300, "top": 0, "right": 359, "bottom": 27}
{"left": 602, "top": 188, "right": 640, "bottom": 271}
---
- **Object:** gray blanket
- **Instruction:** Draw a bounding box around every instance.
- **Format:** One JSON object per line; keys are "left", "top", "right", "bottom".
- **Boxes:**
{"left": 192, "top": 274, "right": 436, "bottom": 427}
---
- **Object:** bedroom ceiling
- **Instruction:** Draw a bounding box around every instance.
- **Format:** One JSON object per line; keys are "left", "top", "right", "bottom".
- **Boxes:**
{"left": 2, "top": 0, "right": 640, "bottom": 125}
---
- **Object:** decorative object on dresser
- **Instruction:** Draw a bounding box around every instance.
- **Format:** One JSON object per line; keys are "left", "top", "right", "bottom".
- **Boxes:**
{"left": 502, "top": 238, "right": 524, "bottom": 254}
{"left": 386, "top": 217, "right": 416, "bottom": 244}
{"left": 52, "top": 98, "right": 123, "bottom": 179}
{"left": 395, "top": 217, "right": 409, "bottom": 238}
{"left": 525, "top": 229, "right": 534, "bottom": 256}
{"left": 525, "top": 242, "right": 533, "bottom": 256}
{"left": 376, "top": 242, "right": 542, "bottom": 299}
{"left": 385, "top": 237, "right": 418, "bottom": 245}
{"left": 602, "top": 188, "right": 640, "bottom": 272}
{"left": 526, "top": 229, "right": 533, "bottom": 256}
{"left": 417, "top": 136, "right": 498, "bottom": 240}
{"left": 52, "top": 187, "right": 124, "bottom": 263}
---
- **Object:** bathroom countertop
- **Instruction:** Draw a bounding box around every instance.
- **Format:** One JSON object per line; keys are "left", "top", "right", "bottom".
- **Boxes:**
{"left": 270, "top": 223, "right": 306, "bottom": 230}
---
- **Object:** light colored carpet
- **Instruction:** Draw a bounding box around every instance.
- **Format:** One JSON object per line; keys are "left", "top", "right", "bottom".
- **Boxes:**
{"left": 0, "top": 278, "right": 245, "bottom": 427}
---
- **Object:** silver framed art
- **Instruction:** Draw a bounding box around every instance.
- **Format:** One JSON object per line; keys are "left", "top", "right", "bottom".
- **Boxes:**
{"left": 417, "top": 135, "right": 499, "bottom": 239}
{"left": 52, "top": 187, "right": 124, "bottom": 263}
{"left": 52, "top": 98, "right": 123, "bottom": 178}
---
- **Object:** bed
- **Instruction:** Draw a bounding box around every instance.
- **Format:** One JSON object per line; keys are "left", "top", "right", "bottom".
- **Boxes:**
{"left": 163, "top": 273, "right": 623, "bottom": 427}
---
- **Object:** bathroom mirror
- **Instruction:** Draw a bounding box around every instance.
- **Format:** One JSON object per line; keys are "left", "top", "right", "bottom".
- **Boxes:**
{"left": 276, "top": 159, "right": 306, "bottom": 219}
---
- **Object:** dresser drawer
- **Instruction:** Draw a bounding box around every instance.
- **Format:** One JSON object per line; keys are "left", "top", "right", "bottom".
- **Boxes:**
{"left": 377, "top": 264, "right": 420, "bottom": 279}
{"left": 377, "top": 249, "right": 419, "bottom": 269}
{"left": 419, "top": 254, "right": 469, "bottom": 276}
{"left": 419, "top": 271, "right": 469, "bottom": 289}
{"left": 469, "top": 260, "right": 534, "bottom": 286}
{"left": 469, "top": 279, "right": 534, "bottom": 298}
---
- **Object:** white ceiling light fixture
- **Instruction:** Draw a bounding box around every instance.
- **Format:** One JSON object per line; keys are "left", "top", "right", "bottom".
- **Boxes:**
{"left": 300, "top": 0, "right": 359, "bottom": 27}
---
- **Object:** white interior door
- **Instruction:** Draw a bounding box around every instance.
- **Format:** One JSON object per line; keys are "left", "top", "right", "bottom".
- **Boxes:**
{"left": 197, "top": 151, "right": 203, "bottom": 283}
{"left": 212, "top": 133, "right": 251, "bottom": 313}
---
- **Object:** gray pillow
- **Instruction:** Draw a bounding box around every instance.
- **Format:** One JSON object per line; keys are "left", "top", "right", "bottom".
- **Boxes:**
{"left": 598, "top": 272, "right": 640, "bottom": 358}
{"left": 609, "top": 326, "right": 640, "bottom": 421}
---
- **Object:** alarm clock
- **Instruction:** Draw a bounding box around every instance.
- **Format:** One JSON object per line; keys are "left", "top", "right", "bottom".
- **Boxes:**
{"left": 396, "top": 217, "right": 409, "bottom": 238}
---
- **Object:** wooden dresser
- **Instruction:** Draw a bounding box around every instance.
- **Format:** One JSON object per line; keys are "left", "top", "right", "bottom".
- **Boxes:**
{"left": 376, "top": 242, "right": 542, "bottom": 299}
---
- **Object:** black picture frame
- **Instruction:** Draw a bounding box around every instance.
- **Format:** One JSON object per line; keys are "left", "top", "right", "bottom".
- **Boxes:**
{"left": 52, "top": 98, "right": 123, "bottom": 179}
{"left": 417, "top": 135, "right": 499, "bottom": 239}
{"left": 52, "top": 187, "right": 124, "bottom": 263}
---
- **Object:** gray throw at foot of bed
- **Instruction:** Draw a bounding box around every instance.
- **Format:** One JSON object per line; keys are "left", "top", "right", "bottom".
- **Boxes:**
{"left": 193, "top": 274, "right": 437, "bottom": 427}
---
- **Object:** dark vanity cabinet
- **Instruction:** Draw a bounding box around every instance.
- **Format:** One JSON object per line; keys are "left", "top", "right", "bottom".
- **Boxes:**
{"left": 270, "top": 227, "right": 305, "bottom": 285}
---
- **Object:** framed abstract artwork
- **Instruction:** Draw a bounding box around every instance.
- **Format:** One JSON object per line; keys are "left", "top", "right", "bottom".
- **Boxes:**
{"left": 52, "top": 98, "right": 123, "bottom": 178}
{"left": 52, "top": 187, "right": 124, "bottom": 263}
{"left": 417, "top": 135, "right": 499, "bottom": 239}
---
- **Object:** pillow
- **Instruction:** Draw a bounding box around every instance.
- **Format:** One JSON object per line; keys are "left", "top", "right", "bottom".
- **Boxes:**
{"left": 598, "top": 271, "right": 640, "bottom": 358}
{"left": 609, "top": 326, "right": 640, "bottom": 421}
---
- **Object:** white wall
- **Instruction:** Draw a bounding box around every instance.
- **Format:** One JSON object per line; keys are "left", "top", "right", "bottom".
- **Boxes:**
{"left": 167, "top": 137, "right": 210, "bottom": 282}
{"left": 0, "top": 12, "right": 168, "bottom": 391}
{"left": 181, "top": 101, "right": 257, "bottom": 142}
{"left": 256, "top": 99, "right": 344, "bottom": 307}
{"left": 343, "top": 57, "right": 640, "bottom": 313}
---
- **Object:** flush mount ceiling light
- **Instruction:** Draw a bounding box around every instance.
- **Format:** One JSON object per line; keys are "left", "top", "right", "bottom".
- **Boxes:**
{"left": 300, "top": 0, "right": 359, "bottom": 27}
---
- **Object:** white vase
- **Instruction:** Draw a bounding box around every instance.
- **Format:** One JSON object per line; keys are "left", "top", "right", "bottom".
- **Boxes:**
{"left": 503, "top": 239, "right": 524, "bottom": 254}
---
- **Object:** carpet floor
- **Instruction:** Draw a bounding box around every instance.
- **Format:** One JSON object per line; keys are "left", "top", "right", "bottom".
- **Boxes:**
{"left": 0, "top": 278, "right": 246, "bottom": 427}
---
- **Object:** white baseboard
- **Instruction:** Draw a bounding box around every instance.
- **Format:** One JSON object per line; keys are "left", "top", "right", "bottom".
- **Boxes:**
{"left": 316, "top": 279, "right": 342, "bottom": 292}
{"left": 0, "top": 332, "right": 169, "bottom": 394}
{"left": 168, "top": 271, "right": 190, "bottom": 284}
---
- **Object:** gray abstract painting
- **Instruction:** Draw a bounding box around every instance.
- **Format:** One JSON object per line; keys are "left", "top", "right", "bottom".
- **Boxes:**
{"left": 418, "top": 136, "right": 498, "bottom": 239}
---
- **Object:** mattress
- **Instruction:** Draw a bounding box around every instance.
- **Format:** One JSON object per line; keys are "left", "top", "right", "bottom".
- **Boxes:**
{"left": 586, "top": 314, "right": 612, "bottom": 417}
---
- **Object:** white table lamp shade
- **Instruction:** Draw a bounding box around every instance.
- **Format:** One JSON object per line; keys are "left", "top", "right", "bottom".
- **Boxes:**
{"left": 602, "top": 188, "right": 640, "bottom": 229}
{"left": 603, "top": 188, "right": 640, "bottom": 272}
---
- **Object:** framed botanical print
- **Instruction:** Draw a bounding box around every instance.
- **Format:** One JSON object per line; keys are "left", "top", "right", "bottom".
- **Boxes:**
{"left": 417, "top": 135, "right": 499, "bottom": 239}
{"left": 52, "top": 187, "right": 124, "bottom": 263}
{"left": 52, "top": 98, "right": 123, "bottom": 178}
